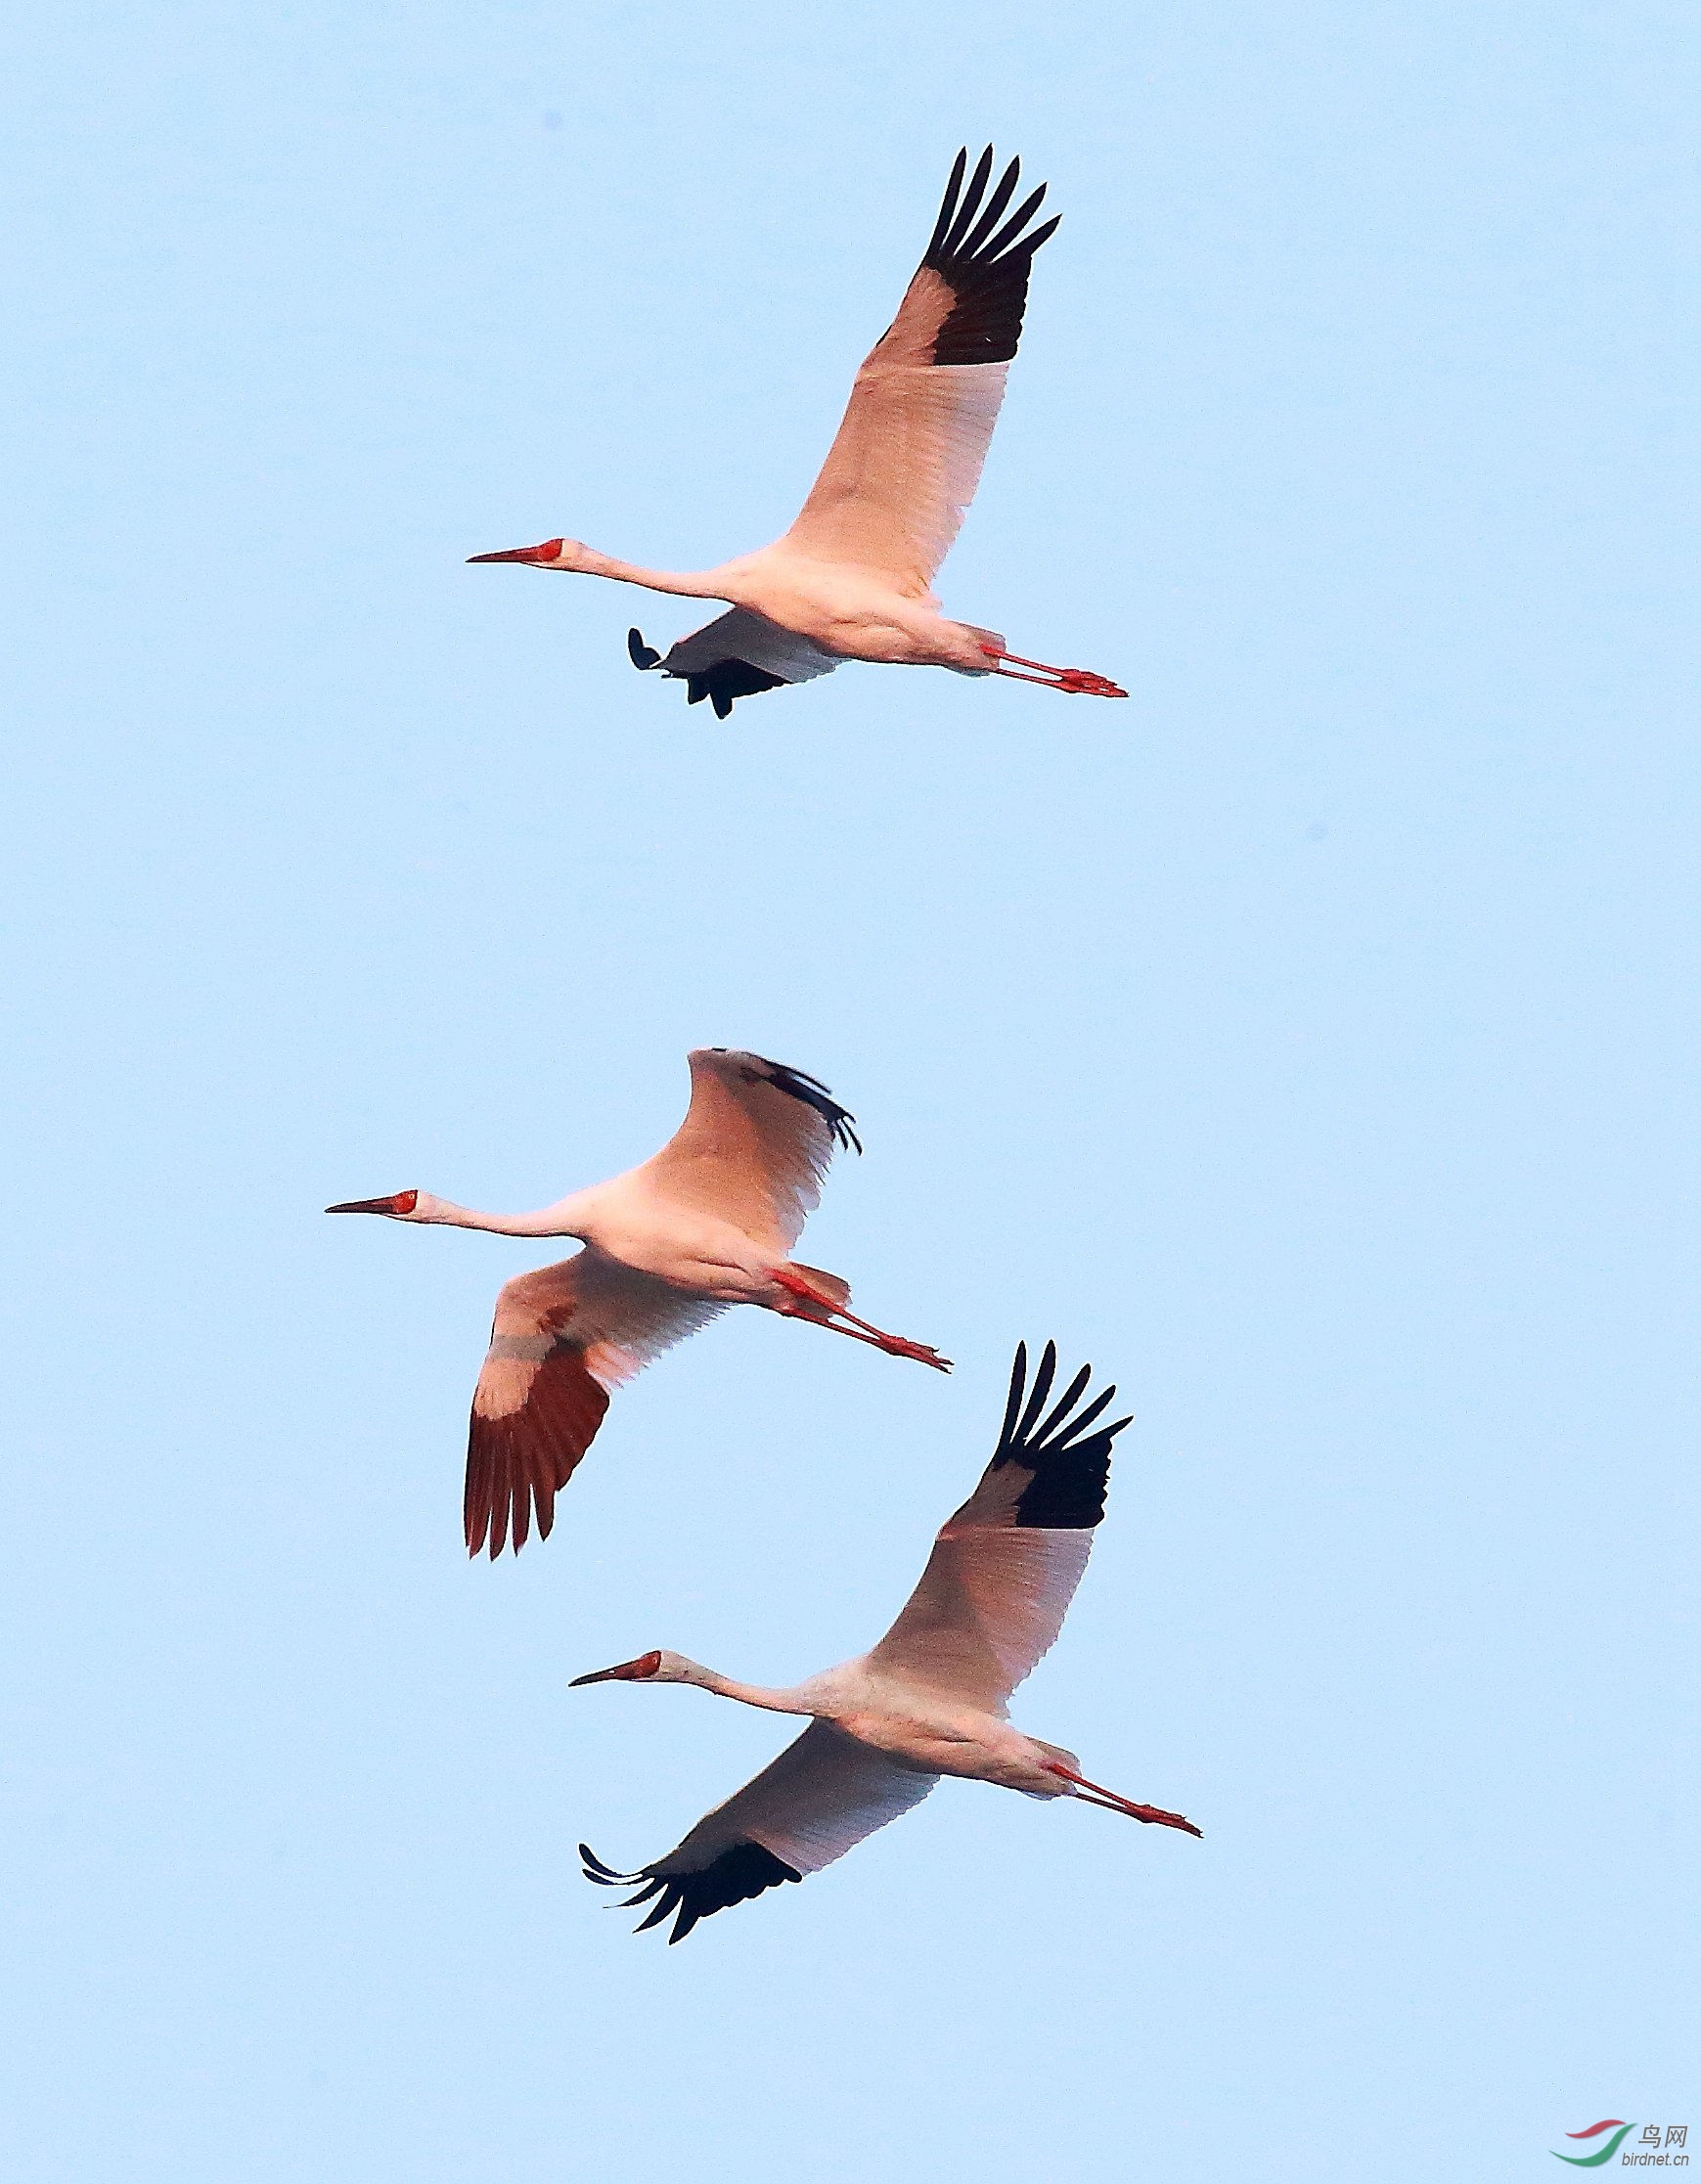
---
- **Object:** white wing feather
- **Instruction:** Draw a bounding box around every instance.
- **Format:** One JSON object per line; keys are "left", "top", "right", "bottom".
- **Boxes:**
{"left": 785, "top": 345, "right": 1009, "bottom": 593}
{"left": 660, "top": 608, "right": 839, "bottom": 685}
{"left": 867, "top": 1528, "right": 1094, "bottom": 1716}
{"left": 658, "top": 1720, "right": 936, "bottom": 1879}
{"left": 638, "top": 1047, "right": 857, "bottom": 1254}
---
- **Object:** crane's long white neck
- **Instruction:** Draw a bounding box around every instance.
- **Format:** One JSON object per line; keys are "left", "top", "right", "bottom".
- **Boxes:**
{"left": 566, "top": 545, "right": 726, "bottom": 600}
{"left": 412, "top": 1187, "right": 600, "bottom": 1240}
{"left": 674, "top": 1659, "right": 812, "bottom": 1716}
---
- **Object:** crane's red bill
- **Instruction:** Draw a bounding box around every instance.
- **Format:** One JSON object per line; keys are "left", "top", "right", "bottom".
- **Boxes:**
{"left": 467, "top": 539, "right": 562, "bottom": 564}
{"left": 570, "top": 1650, "right": 663, "bottom": 1686}
{"left": 325, "top": 1191, "right": 418, "bottom": 1216}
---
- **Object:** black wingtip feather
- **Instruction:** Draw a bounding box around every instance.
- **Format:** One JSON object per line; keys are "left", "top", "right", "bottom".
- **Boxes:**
{"left": 1014, "top": 1338, "right": 1058, "bottom": 1444}
{"left": 627, "top": 628, "right": 661, "bottom": 671}
{"left": 582, "top": 1840, "right": 802, "bottom": 1944}
{"left": 941, "top": 145, "right": 997, "bottom": 256}
{"left": 920, "top": 147, "right": 1057, "bottom": 366}
{"left": 1034, "top": 1359, "right": 1094, "bottom": 1446}
{"left": 678, "top": 658, "right": 786, "bottom": 716}
{"left": 962, "top": 155, "right": 1021, "bottom": 257}
{"left": 759, "top": 1057, "right": 863, "bottom": 1155}
{"left": 997, "top": 1341, "right": 1029, "bottom": 1450}
{"left": 927, "top": 147, "right": 969, "bottom": 258}
{"left": 993, "top": 1340, "right": 1131, "bottom": 1530}
{"left": 984, "top": 185, "right": 1052, "bottom": 264}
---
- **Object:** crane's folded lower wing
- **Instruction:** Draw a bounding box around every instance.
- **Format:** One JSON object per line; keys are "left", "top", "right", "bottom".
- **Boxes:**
{"left": 628, "top": 611, "right": 839, "bottom": 718}
{"left": 467, "top": 1253, "right": 727, "bottom": 1558}
{"left": 582, "top": 1721, "right": 937, "bottom": 1941}
{"left": 467, "top": 1338, "right": 609, "bottom": 1559}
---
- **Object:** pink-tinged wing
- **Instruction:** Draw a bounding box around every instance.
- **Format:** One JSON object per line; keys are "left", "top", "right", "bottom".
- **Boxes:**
{"left": 783, "top": 148, "right": 1058, "bottom": 592}
{"left": 639, "top": 1047, "right": 861, "bottom": 1255}
{"left": 580, "top": 1721, "right": 936, "bottom": 1942}
{"left": 868, "top": 1342, "right": 1131, "bottom": 1712}
{"left": 466, "top": 1250, "right": 725, "bottom": 1557}
{"left": 669, "top": 1720, "right": 937, "bottom": 1877}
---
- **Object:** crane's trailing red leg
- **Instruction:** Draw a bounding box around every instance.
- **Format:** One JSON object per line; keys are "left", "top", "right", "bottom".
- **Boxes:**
{"left": 1044, "top": 1761, "right": 1202, "bottom": 1837}
{"left": 770, "top": 1265, "right": 952, "bottom": 1373}
{"left": 981, "top": 643, "right": 1127, "bottom": 698}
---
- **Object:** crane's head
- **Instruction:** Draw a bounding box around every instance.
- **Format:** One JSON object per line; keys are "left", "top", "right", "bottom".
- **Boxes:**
{"left": 325, "top": 1189, "right": 440, "bottom": 1222}
{"left": 467, "top": 537, "right": 590, "bottom": 572}
{"left": 569, "top": 1649, "right": 695, "bottom": 1688}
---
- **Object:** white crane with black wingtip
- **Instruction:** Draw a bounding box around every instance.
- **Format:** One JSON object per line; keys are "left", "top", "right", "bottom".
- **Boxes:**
{"left": 469, "top": 148, "right": 1127, "bottom": 716}
{"left": 327, "top": 1048, "right": 947, "bottom": 1558}
{"left": 571, "top": 1341, "right": 1200, "bottom": 1943}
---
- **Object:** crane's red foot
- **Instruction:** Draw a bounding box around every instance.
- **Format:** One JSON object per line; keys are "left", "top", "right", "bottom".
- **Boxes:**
{"left": 1045, "top": 1761, "right": 1202, "bottom": 1837}
{"left": 875, "top": 1333, "right": 954, "bottom": 1371}
{"left": 1117, "top": 1799, "right": 1201, "bottom": 1837}
{"left": 982, "top": 645, "right": 1127, "bottom": 699}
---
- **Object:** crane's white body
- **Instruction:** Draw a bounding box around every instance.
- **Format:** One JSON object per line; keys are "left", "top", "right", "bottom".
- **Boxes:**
{"left": 633, "top": 1652, "right": 1079, "bottom": 1798}
{"left": 523, "top": 542, "right": 1002, "bottom": 676}
{"left": 405, "top": 1178, "right": 787, "bottom": 1301}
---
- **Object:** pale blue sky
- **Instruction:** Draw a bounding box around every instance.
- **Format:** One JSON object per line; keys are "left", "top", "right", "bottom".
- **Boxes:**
{"left": 2, "top": 3, "right": 1696, "bottom": 2179}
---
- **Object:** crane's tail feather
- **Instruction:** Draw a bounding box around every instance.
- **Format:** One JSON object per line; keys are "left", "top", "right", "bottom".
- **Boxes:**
{"left": 785, "top": 1263, "right": 852, "bottom": 1312}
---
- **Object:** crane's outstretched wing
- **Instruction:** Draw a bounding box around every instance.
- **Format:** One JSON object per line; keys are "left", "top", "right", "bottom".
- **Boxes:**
{"left": 638, "top": 1047, "right": 861, "bottom": 1257}
{"left": 466, "top": 1250, "right": 725, "bottom": 1558}
{"left": 627, "top": 615, "right": 839, "bottom": 718}
{"left": 782, "top": 147, "right": 1059, "bottom": 594}
{"left": 581, "top": 1720, "right": 936, "bottom": 1943}
{"left": 867, "top": 1342, "right": 1131, "bottom": 1713}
